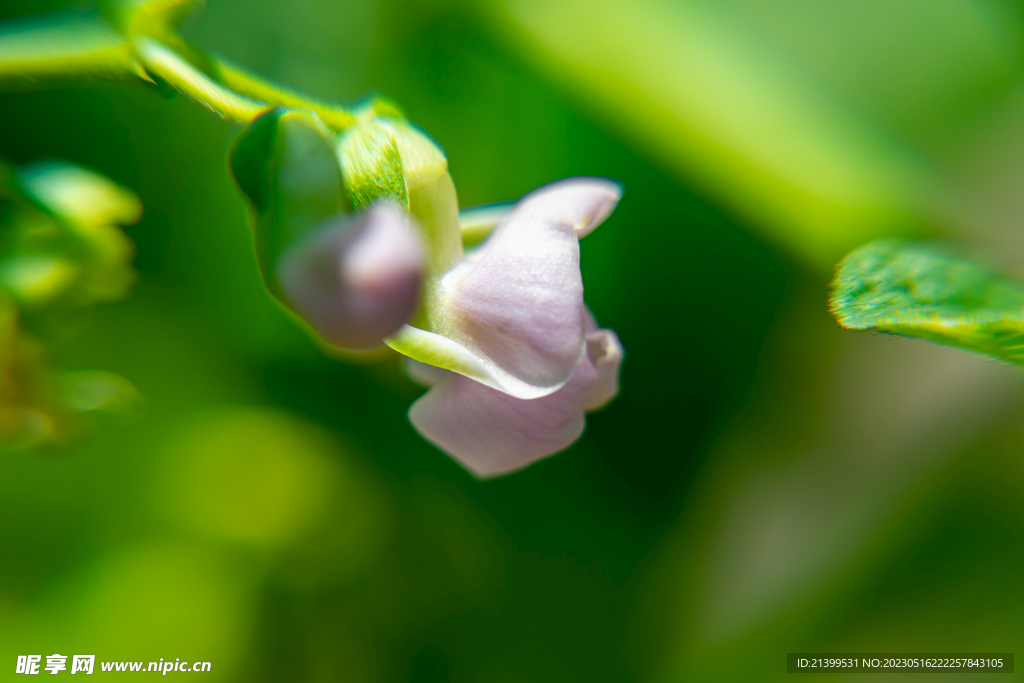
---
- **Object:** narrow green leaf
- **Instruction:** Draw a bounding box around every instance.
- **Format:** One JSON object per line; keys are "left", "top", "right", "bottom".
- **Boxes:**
{"left": 830, "top": 239, "right": 1024, "bottom": 366}
{"left": 228, "top": 107, "right": 346, "bottom": 299}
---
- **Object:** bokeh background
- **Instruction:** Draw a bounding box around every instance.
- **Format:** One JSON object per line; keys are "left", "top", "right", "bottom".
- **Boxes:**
{"left": 2, "top": 0, "right": 1024, "bottom": 680}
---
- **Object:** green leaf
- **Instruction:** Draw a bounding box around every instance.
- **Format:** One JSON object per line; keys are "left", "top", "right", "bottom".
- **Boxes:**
{"left": 830, "top": 239, "right": 1024, "bottom": 366}
{"left": 337, "top": 120, "right": 408, "bottom": 213}
{"left": 228, "top": 107, "right": 346, "bottom": 300}
{"left": 2, "top": 162, "right": 140, "bottom": 308}
{"left": 57, "top": 369, "right": 143, "bottom": 418}
{"left": 0, "top": 254, "right": 79, "bottom": 307}
{"left": 0, "top": 11, "right": 135, "bottom": 87}
{"left": 17, "top": 161, "right": 142, "bottom": 229}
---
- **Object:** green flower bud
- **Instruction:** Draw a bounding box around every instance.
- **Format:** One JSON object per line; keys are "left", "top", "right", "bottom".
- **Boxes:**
{"left": 228, "top": 107, "right": 347, "bottom": 301}
{"left": 337, "top": 118, "right": 461, "bottom": 329}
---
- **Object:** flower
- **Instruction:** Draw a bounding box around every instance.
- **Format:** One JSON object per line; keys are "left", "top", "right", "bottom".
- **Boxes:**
{"left": 228, "top": 109, "right": 429, "bottom": 351}
{"left": 389, "top": 176, "right": 625, "bottom": 477}
{"left": 406, "top": 306, "right": 623, "bottom": 477}
{"left": 229, "top": 110, "right": 623, "bottom": 476}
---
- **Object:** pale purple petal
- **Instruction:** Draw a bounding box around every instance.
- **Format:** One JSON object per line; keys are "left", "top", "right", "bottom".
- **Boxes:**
{"left": 582, "top": 307, "right": 623, "bottom": 410}
{"left": 408, "top": 356, "right": 598, "bottom": 478}
{"left": 513, "top": 177, "right": 622, "bottom": 238}
{"left": 582, "top": 328, "right": 623, "bottom": 411}
{"left": 278, "top": 203, "right": 424, "bottom": 349}
{"left": 437, "top": 178, "right": 622, "bottom": 395}
{"left": 407, "top": 305, "right": 624, "bottom": 476}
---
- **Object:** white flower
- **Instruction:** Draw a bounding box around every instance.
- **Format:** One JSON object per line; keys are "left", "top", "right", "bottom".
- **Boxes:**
{"left": 249, "top": 113, "right": 625, "bottom": 477}
{"left": 389, "top": 176, "right": 625, "bottom": 477}
{"left": 406, "top": 305, "right": 623, "bottom": 477}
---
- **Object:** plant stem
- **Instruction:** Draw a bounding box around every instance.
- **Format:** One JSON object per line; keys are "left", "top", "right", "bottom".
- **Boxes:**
{"left": 205, "top": 56, "right": 357, "bottom": 130}
{"left": 0, "top": 12, "right": 385, "bottom": 131}
{"left": 133, "top": 36, "right": 264, "bottom": 123}
{"left": 0, "top": 12, "right": 135, "bottom": 87}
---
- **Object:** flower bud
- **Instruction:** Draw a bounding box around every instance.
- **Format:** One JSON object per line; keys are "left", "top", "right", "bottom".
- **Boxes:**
{"left": 337, "top": 119, "right": 461, "bottom": 286}
{"left": 228, "top": 107, "right": 347, "bottom": 302}
{"left": 277, "top": 202, "right": 425, "bottom": 350}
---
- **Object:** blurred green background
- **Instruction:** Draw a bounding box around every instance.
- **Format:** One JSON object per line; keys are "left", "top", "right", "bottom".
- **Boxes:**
{"left": 3, "top": 0, "right": 1024, "bottom": 680}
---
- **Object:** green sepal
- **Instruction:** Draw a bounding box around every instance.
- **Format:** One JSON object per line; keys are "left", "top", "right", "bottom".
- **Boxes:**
{"left": 830, "top": 238, "right": 1024, "bottom": 366}
{"left": 352, "top": 95, "right": 405, "bottom": 121}
{"left": 228, "top": 107, "right": 347, "bottom": 300}
{"left": 337, "top": 120, "right": 409, "bottom": 213}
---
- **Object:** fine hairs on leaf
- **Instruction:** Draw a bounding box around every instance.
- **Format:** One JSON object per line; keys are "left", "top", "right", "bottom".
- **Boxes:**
{"left": 830, "top": 238, "right": 1024, "bottom": 366}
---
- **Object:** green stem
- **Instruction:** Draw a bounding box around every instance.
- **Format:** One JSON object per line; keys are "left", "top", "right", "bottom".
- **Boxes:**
{"left": 0, "top": 11, "right": 136, "bottom": 87}
{"left": 133, "top": 38, "right": 367, "bottom": 131}
{"left": 133, "top": 36, "right": 264, "bottom": 122}
{"left": 0, "top": 12, "right": 392, "bottom": 131}
{"left": 204, "top": 56, "right": 357, "bottom": 130}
